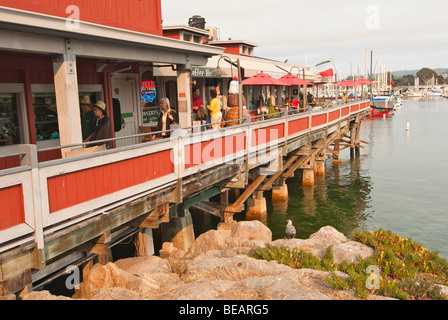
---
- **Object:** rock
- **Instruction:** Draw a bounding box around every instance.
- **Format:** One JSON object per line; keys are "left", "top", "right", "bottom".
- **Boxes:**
{"left": 184, "top": 228, "right": 232, "bottom": 259}
{"left": 230, "top": 220, "right": 272, "bottom": 243}
{"left": 75, "top": 262, "right": 157, "bottom": 300}
{"left": 241, "top": 274, "right": 330, "bottom": 300}
{"left": 23, "top": 290, "right": 74, "bottom": 300}
{"left": 114, "top": 255, "right": 171, "bottom": 276}
{"left": 91, "top": 287, "right": 140, "bottom": 300}
{"left": 331, "top": 241, "right": 374, "bottom": 264}
{"left": 64, "top": 222, "right": 399, "bottom": 301}
{"left": 307, "top": 226, "right": 348, "bottom": 251}
{"left": 270, "top": 238, "right": 321, "bottom": 256}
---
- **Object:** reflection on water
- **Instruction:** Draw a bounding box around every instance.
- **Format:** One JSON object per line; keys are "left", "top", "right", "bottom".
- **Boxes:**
{"left": 265, "top": 97, "right": 448, "bottom": 259}
{"left": 265, "top": 155, "right": 373, "bottom": 242}
{"left": 191, "top": 98, "right": 448, "bottom": 259}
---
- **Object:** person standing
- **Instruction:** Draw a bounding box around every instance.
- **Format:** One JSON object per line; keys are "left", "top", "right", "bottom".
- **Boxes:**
{"left": 207, "top": 89, "right": 222, "bottom": 129}
{"left": 153, "top": 97, "right": 177, "bottom": 139}
{"left": 79, "top": 95, "right": 96, "bottom": 141}
{"left": 192, "top": 87, "right": 203, "bottom": 121}
{"left": 84, "top": 100, "right": 112, "bottom": 149}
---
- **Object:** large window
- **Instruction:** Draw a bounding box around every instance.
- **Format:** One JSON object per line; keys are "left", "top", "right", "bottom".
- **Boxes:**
{"left": 33, "top": 92, "right": 59, "bottom": 141}
{"left": 0, "top": 93, "right": 20, "bottom": 146}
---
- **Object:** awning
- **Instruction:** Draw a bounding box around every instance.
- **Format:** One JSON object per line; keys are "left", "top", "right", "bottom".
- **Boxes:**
{"left": 204, "top": 54, "right": 316, "bottom": 81}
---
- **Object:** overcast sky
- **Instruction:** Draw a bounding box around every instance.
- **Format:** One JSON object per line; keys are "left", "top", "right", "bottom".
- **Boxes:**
{"left": 161, "top": 0, "right": 448, "bottom": 78}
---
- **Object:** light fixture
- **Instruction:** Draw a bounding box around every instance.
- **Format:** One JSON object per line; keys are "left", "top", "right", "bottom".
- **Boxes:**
{"left": 210, "top": 65, "right": 228, "bottom": 76}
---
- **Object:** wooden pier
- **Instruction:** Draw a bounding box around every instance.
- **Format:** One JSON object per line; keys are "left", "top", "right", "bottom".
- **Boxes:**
{"left": 0, "top": 100, "right": 370, "bottom": 298}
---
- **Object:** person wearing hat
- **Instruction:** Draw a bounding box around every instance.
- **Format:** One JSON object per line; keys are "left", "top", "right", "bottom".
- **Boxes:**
{"left": 80, "top": 95, "right": 96, "bottom": 141}
{"left": 85, "top": 100, "right": 112, "bottom": 149}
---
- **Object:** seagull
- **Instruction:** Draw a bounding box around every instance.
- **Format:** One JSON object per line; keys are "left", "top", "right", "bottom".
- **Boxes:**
{"left": 285, "top": 220, "right": 296, "bottom": 238}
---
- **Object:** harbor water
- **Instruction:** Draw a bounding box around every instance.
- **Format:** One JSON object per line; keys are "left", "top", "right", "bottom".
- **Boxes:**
{"left": 264, "top": 97, "right": 448, "bottom": 259}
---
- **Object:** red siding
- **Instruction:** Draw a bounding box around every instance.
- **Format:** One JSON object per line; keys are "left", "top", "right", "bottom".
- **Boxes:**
{"left": 350, "top": 104, "right": 360, "bottom": 112}
{"left": 1, "top": 0, "right": 163, "bottom": 36}
{"left": 341, "top": 106, "right": 350, "bottom": 117}
{"left": 251, "top": 124, "right": 285, "bottom": 147}
{"left": 328, "top": 109, "right": 340, "bottom": 122}
{"left": 0, "top": 184, "right": 25, "bottom": 231}
{"left": 288, "top": 118, "right": 309, "bottom": 135}
{"left": 223, "top": 46, "right": 240, "bottom": 55}
{"left": 184, "top": 132, "right": 246, "bottom": 169}
{"left": 163, "top": 30, "right": 181, "bottom": 40}
{"left": 0, "top": 155, "right": 21, "bottom": 170}
{"left": 47, "top": 149, "right": 174, "bottom": 213}
{"left": 311, "top": 114, "right": 327, "bottom": 127}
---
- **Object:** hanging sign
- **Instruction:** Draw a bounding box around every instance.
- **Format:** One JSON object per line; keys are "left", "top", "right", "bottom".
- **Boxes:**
{"left": 141, "top": 80, "right": 157, "bottom": 103}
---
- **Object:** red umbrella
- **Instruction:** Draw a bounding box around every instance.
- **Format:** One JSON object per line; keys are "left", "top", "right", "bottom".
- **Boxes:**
{"left": 337, "top": 79, "right": 361, "bottom": 87}
{"left": 279, "top": 74, "right": 313, "bottom": 86}
{"left": 242, "top": 72, "right": 286, "bottom": 86}
{"left": 355, "top": 78, "right": 373, "bottom": 85}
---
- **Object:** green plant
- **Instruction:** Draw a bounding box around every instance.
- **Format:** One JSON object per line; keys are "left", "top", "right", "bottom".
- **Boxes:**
{"left": 264, "top": 97, "right": 278, "bottom": 118}
{"left": 250, "top": 229, "right": 448, "bottom": 300}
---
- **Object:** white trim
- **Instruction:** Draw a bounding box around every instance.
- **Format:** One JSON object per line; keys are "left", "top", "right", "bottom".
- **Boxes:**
{"left": 0, "top": 170, "right": 35, "bottom": 243}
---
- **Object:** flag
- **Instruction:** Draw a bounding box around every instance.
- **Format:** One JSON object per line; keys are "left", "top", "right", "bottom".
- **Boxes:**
{"left": 315, "top": 60, "right": 331, "bottom": 67}
{"left": 319, "top": 68, "right": 334, "bottom": 77}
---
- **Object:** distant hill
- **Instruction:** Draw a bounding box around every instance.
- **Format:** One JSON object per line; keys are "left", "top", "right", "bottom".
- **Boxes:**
{"left": 392, "top": 68, "right": 448, "bottom": 77}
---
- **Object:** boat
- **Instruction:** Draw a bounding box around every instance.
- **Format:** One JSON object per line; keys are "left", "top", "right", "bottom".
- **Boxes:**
{"left": 404, "top": 90, "right": 423, "bottom": 98}
{"left": 424, "top": 89, "right": 442, "bottom": 97}
{"left": 370, "top": 92, "right": 396, "bottom": 115}
{"left": 370, "top": 107, "right": 389, "bottom": 117}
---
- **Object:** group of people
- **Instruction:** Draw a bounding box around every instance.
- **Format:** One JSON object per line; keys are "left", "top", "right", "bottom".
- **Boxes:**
{"left": 79, "top": 86, "right": 227, "bottom": 149}
{"left": 192, "top": 86, "right": 223, "bottom": 130}
{"left": 80, "top": 96, "right": 112, "bottom": 149}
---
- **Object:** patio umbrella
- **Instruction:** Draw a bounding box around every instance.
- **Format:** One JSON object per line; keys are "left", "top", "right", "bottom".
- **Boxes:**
{"left": 279, "top": 73, "right": 313, "bottom": 86}
{"left": 355, "top": 78, "right": 373, "bottom": 98}
{"left": 279, "top": 74, "right": 313, "bottom": 110}
{"left": 336, "top": 79, "right": 360, "bottom": 102}
{"left": 355, "top": 78, "right": 373, "bottom": 85}
{"left": 337, "top": 79, "right": 361, "bottom": 87}
{"left": 242, "top": 72, "right": 286, "bottom": 86}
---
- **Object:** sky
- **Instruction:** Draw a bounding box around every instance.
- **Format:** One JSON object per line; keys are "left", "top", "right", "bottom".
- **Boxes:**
{"left": 161, "top": 0, "right": 448, "bottom": 78}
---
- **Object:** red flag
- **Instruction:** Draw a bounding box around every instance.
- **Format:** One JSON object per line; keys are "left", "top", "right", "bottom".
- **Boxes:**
{"left": 319, "top": 68, "right": 334, "bottom": 77}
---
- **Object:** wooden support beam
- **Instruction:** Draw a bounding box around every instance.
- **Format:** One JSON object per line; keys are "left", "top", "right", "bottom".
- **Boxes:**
{"left": 225, "top": 174, "right": 267, "bottom": 214}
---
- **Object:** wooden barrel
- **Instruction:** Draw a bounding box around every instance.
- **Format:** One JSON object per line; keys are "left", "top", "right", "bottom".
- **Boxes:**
{"left": 227, "top": 94, "right": 246, "bottom": 107}
{"left": 224, "top": 107, "right": 239, "bottom": 127}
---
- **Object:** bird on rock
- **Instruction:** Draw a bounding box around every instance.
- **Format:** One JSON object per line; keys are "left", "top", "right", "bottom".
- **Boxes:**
{"left": 285, "top": 220, "right": 296, "bottom": 238}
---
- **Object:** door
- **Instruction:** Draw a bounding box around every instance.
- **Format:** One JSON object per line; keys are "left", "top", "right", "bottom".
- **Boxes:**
{"left": 112, "top": 76, "right": 139, "bottom": 148}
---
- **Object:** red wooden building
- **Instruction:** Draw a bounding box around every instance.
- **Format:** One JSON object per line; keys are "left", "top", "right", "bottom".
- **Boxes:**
{"left": 0, "top": 0, "right": 223, "bottom": 166}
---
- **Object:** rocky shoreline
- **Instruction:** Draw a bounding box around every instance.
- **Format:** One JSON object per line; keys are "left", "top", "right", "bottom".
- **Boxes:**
{"left": 23, "top": 221, "right": 447, "bottom": 300}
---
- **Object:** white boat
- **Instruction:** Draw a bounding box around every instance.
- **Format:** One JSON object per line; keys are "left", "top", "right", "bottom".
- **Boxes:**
{"left": 424, "top": 89, "right": 442, "bottom": 97}
{"left": 404, "top": 90, "right": 423, "bottom": 98}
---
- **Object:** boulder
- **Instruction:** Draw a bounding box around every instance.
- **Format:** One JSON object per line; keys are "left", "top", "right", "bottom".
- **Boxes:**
{"left": 230, "top": 220, "right": 272, "bottom": 243}
{"left": 307, "top": 226, "right": 348, "bottom": 250}
{"left": 23, "top": 290, "right": 73, "bottom": 300}
{"left": 91, "top": 287, "right": 140, "bottom": 300}
{"left": 331, "top": 241, "right": 374, "bottom": 264}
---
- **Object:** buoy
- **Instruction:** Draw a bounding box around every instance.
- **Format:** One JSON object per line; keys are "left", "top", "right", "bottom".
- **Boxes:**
{"left": 406, "top": 121, "right": 410, "bottom": 131}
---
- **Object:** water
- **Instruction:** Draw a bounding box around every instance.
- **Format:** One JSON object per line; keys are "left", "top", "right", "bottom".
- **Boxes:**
{"left": 265, "top": 97, "right": 448, "bottom": 259}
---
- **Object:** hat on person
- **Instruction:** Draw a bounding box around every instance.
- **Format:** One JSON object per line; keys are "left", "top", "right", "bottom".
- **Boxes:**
{"left": 80, "top": 95, "right": 92, "bottom": 105}
{"left": 94, "top": 101, "right": 106, "bottom": 111}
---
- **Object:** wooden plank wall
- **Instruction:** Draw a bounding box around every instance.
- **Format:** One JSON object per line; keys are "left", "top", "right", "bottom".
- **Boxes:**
{"left": 0, "top": 0, "right": 163, "bottom": 36}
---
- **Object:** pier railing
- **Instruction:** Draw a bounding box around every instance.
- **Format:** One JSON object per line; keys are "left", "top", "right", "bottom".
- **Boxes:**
{"left": 0, "top": 100, "right": 370, "bottom": 257}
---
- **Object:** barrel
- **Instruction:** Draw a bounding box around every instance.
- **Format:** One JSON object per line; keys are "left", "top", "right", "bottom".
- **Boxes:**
{"left": 227, "top": 94, "right": 246, "bottom": 107}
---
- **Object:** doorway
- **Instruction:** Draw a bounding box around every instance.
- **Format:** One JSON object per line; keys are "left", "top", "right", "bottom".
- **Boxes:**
{"left": 111, "top": 75, "right": 140, "bottom": 148}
